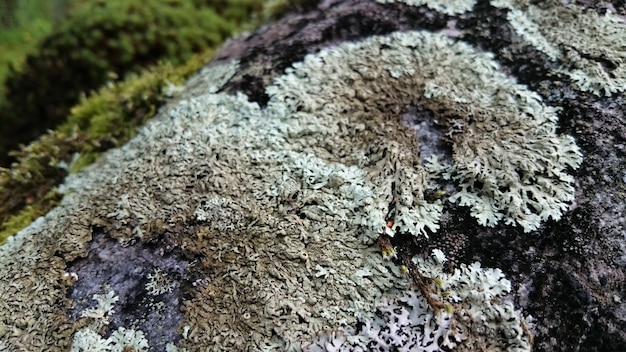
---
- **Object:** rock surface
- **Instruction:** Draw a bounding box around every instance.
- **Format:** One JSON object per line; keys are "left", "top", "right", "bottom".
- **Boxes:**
{"left": 0, "top": 1, "right": 624, "bottom": 351}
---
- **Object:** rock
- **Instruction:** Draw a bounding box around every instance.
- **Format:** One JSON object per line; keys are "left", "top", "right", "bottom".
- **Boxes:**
{"left": 0, "top": 0, "right": 624, "bottom": 351}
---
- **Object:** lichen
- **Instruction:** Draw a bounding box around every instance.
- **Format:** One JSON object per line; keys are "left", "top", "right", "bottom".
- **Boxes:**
{"left": 306, "top": 250, "right": 532, "bottom": 352}
{"left": 71, "top": 327, "right": 150, "bottom": 352}
{"left": 71, "top": 290, "right": 150, "bottom": 351}
{"left": 81, "top": 291, "right": 119, "bottom": 320}
{"left": 267, "top": 30, "right": 581, "bottom": 233}
{"left": 0, "top": 25, "right": 574, "bottom": 352}
{"left": 146, "top": 268, "right": 175, "bottom": 296}
{"left": 108, "top": 327, "right": 150, "bottom": 352}
{"left": 376, "top": 0, "right": 477, "bottom": 15}
{"left": 493, "top": 0, "right": 626, "bottom": 96}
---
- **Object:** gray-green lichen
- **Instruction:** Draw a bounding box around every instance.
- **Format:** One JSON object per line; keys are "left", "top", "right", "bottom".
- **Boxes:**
{"left": 72, "top": 326, "right": 150, "bottom": 352}
{"left": 308, "top": 250, "right": 531, "bottom": 352}
{"left": 376, "top": 0, "right": 477, "bottom": 15}
{"left": 493, "top": 0, "right": 626, "bottom": 96}
{"left": 267, "top": 30, "right": 581, "bottom": 233}
{"left": 0, "top": 26, "right": 573, "bottom": 351}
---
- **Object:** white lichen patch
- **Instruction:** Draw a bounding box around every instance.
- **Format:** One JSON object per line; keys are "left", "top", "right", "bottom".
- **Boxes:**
{"left": 194, "top": 196, "right": 244, "bottom": 232}
{"left": 108, "top": 327, "right": 150, "bottom": 352}
{"left": 70, "top": 291, "right": 150, "bottom": 352}
{"left": 71, "top": 327, "right": 149, "bottom": 352}
{"left": 377, "top": 0, "right": 477, "bottom": 15}
{"left": 82, "top": 291, "right": 119, "bottom": 320}
{"left": 307, "top": 250, "right": 532, "bottom": 352}
{"left": 70, "top": 328, "right": 110, "bottom": 352}
{"left": 72, "top": 290, "right": 150, "bottom": 352}
{"left": 494, "top": 0, "right": 626, "bottom": 96}
{"left": 145, "top": 268, "right": 175, "bottom": 296}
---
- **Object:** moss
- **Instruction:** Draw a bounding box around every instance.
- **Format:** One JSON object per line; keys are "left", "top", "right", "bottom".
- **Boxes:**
{"left": 0, "top": 188, "right": 61, "bottom": 244}
{"left": 0, "top": 0, "right": 53, "bottom": 87}
{"left": 259, "top": 0, "right": 322, "bottom": 22}
{"left": 62, "top": 52, "right": 211, "bottom": 140}
{"left": 69, "top": 152, "right": 101, "bottom": 174}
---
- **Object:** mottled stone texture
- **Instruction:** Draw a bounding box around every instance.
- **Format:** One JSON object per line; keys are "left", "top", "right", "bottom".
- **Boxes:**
{"left": 0, "top": 1, "right": 624, "bottom": 351}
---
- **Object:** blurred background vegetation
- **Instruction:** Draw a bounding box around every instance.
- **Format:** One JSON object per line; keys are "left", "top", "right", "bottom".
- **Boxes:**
{"left": 0, "top": 0, "right": 269, "bottom": 167}
{"left": 0, "top": 0, "right": 55, "bottom": 94}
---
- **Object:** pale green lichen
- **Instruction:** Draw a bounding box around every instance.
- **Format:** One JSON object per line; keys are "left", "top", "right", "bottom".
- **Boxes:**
{"left": 505, "top": 7, "right": 561, "bottom": 60}
{"left": 81, "top": 291, "right": 119, "bottom": 320}
{"left": 108, "top": 327, "right": 150, "bottom": 352}
{"left": 377, "top": 0, "right": 477, "bottom": 15}
{"left": 71, "top": 327, "right": 149, "bottom": 352}
{"left": 0, "top": 28, "right": 570, "bottom": 350}
{"left": 72, "top": 291, "right": 149, "bottom": 352}
{"left": 268, "top": 30, "right": 581, "bottom": 233}
{"left": 145, "top": 268, "right": 175, "bottom": 296}
{"left": 493, "top": 0, "right": 626, "bottom": 96}
{"left": 70, "top": 328, "right": 110, "bottom": 352}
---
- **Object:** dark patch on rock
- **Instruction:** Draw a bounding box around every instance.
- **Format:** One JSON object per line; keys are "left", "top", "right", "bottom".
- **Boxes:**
{"left": 66, "top": 230, "right": 192, "bottom": 351}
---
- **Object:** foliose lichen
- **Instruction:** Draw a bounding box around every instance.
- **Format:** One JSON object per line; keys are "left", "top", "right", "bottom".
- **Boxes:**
{"left": 146, "top": 269, "right": 175, "bottom": 296}
{"left": 306, "top": 250, "right": 532, "bottom": 352}
{"left": 492, "top": 0, "right": 626, "bottom": 96}
{"left": 71, "top": 327, "right": 150, "bottom": 352}
{"left": 0, "top": 13, "right": 577, "bottom": 352}
{"left": 267, "top": 29, "right": 581, "bottom": 233}
{"left": 81, "top": 291, "right": 119, "bottom": 320}
{"left": 376, "top": 0, "right": 477, "bottom": 15}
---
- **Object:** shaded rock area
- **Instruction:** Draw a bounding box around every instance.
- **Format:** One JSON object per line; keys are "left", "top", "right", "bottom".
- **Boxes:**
{"left": 66, "top": 231, "right": 193, "bottom": 351}
{"left": 0, "top": 1, "right": 624, "bottom": 351}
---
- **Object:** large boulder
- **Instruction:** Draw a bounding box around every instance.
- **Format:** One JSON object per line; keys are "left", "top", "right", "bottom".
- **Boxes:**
{"left": 0, "top": 0, "right": 624, "bottom": 351}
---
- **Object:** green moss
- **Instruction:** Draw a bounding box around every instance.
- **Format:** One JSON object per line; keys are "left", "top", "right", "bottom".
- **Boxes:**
{"left": 0, "top": 0, "right": 53, "bottom": 89}
{"left": 0, "top": 0, "right": 257, "bottom": 166}
{"left": 69, "top": 152, "right": 100, "bottom": 174}
{"left": 0, "top": 188, "right": 62, "bottom": 244}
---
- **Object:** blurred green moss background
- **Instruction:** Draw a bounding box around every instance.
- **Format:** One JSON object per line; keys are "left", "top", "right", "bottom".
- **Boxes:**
{"left": 0, "top": 0, "right": 55, "bottom": 93}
